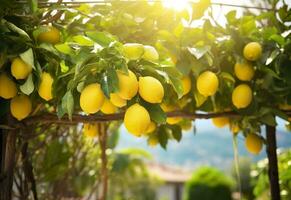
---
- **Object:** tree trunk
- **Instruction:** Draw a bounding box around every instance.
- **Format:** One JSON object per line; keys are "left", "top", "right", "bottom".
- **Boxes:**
{"left": 0, "top": 129, "right": 17, "bottom": 200}
{"left": 265, "top": 125, "right": 281, "bottom": 200}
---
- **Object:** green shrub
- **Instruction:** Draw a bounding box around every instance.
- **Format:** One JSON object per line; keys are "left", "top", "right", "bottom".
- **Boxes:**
{"left": 184, "top": 166, "right": 233, "bottom": 200}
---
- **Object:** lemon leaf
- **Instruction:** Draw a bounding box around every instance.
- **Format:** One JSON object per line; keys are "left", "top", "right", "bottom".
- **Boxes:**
{"left": 72, "top": 35, "right": 94, "bottom": 46}
{"left": 55, "top": 43, "right": 72, "bottom": 55}
{"left": 170, "top": 125, "right": 182, "bottom": 142}
{"left": 20, "top": 48, "right": 35, "bottom": 70}
{"left": 61, "top": 91, "right": 74, "bottom": 120}
{"left": 194, "top": 90, "right": 207, "bottom": 107}
{"left": 20, "top": 74, "right": 34, "bottom": 95}
{"left": 143, "top": 103, "right": 166, "bottom": 124}
{"left": 86, "top": 31, "right": 116, "bottom": 46}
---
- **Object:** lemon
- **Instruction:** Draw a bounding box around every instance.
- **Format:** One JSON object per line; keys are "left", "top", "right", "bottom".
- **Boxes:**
{"left": 161, "top": 103, "right": 182, "bottom": 125}
{"left": 232, "top": 84, "right": 252, "bottom": 109}
{"left": 145, "top": 121, "right": 156, "bottom": 134}
{"left": 230, "top": 123, "right": 240, "bottom": 135}
{"left": 279, "top": 104, "right": 291, "bottom": 110}
{"left": 80, "top": 83, "right": 105, "bottom": 114}
{"left": 110, "top": 93, "right": 126, "bottom": 107}
{"left": 181, "top": 122, "right": 192, "bottom": 131}
{"left": 117, "top": 70, "right": 138, "bottom": 100}
{"left": 142, "top": 45, "right": 159, "bottom": 62}
{"left": 0, "top": 73, "right": 17, "bottom": 99}
{"left": 182, "top": 76, "right": 191, "bottom": 95}
{"left": 196, "top": 71, "right": 219, "bottom": 97}
{"left": 11, "top": 57, "right": 32, "bottom": 80}
{"left": 139, "top": 76, "right": 164, "bottom": 103}
{"left": 170, "top": 54, "right": 177, "bottom": 64}
{"left": 234, "top": 62, "right": 255, "bottom": 81}
{"left": 123, "top": 43, "right": 144, "bottom": 60}
{"left": 38, "top": 72, "right": 53, "bottom": 101}
{"left": 37, "top": 26, "right": 61, "bottom": 44}
{"left": 243, "top": 42, "right": 262, "bottom": 61}
{"left": 83, "top": 123, "right": 98, "bottom": 138}
{"left": 10, "top": 94, "right": 32, "bottom": 120}
{"left": 148, "top": 135, "right": 159, "bottom": 147}
{"left": 101, "top": 98, "right": 117, "bottom": 114}
{"left": 124, "top": 103, "right": 151, "bottom": 136}
{"left": 212, "top": 117, "right": 229, "bottom": 128}
{"left": 245, "top": 133, "right": 263, "bottom": 154}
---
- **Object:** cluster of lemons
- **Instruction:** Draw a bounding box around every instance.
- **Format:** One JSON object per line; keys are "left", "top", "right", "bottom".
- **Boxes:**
{"left": 0, "top": 26, "right": 59, "bottom": 120}
{"left": 207, "top": 42, "right": 263, "bottom": 155}
{"left": 0, "top": 25, "right": 265, "bottom": 154}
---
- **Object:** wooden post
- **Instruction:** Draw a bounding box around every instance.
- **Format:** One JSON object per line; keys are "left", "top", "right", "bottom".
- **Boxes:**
{"left": 265, "top": 125, "right": 281, "bottom": 200}
{"left": 98, "top": 123, "right": 108, "bottom": 200}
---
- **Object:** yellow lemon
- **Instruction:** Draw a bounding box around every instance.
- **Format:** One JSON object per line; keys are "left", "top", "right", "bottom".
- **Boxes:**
{"left": 181, "top": 122, "right": 192, "bottom": 131}
{"left": 170, "top": 54, "right": 177, "bottom": 64}
{"left": 110, "top": 93, "right": 126, "bottom": 107}
{"left": 234, "top": 62, "right": 255, "bottom": 81}
{"left": 212, "top": 117, "right": 229, "bottom": 128}
{"left": 11, "top": 57, "right": 32, "bottom": 80}
{"left": 182, "top": 76, "right": 191, "bottom": 95}
{"left": 232, "top": 84, "right": 252, "bottom": 109}
{"left": 148, "top": 135, "right": 159, "bottom": 147}
{"left": 83, "top": 123, "right": 98, "bottom": 138}
{"left": 139, "top": 76, "right": 164, "bottom": 103}
{"left": 142, "top": 45, "right": 159, "bottom": 62}
{"left": 38, "top": 72, "right": 53, "bottom": 101}
{"left": 0, "top": 73, "right": 17, "bottom": 99}
{"left": 37, "top": 26, "right": 61, "bottom": 44}
{"left": 243, "top": 42, "right": 262, "bottom": 61}
{"left": 245, "top": 133, "right": 263, "bottom": 154}
{"left": 196, "top": 71, "right": 219, "bottom": 97}
{"left": 80, "top": 83, "right": 105, "bottom": 114}
{"left": 123, "top": 43, "right": 144, "bottom": 60}
{"left": 230, "top": 123, "right": 240, "bottom": 135}
{"left": 124, "top": 103, "right": 151, "bottom": 136}
{"left": 101, "top": 98, "right": 117, "bottom": 114}
{"left": 10, "top": 94, "right": 32, "bottom": 120}
{"left": 117, "top": 70, "right": 138, "bottom": 100}
{"left": 145, "top": 121, "right": 156, "bottom": 134}
{"left": 161, "top": 103, "right": 182, "bottom": 125}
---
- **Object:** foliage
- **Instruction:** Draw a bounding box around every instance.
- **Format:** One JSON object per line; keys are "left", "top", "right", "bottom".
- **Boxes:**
{"left": 15, "top": 123, "right": 158, "bottom": 199}
{"left": 184, "top": 166, "right": 234, "bottom": 200}
{"left": 251, "top": 149, "right": 291, "bottom": 200}
{"left": 231, "top": 158, "right": 255, "bottom": 200}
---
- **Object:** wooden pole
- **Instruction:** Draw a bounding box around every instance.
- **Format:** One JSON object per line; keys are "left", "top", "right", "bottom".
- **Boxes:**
{"left": 98, "top": 123, "right": 108, "bottom": 200}
{"left": 266, "top": 125, "right": 281, "bottom": 200}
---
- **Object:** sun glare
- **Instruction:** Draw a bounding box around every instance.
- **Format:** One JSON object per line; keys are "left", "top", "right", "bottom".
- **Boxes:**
{"left": 162, "top": 0, "right": 190, "bottom": 11}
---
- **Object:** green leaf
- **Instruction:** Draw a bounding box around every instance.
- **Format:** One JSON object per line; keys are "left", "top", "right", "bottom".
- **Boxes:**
{"left": 159, "top": 67, "right": 183, "bottom": 98}
{"left": 3, "top": 19, "right": 31, "bottom": 41}
{"left": 60, "top": 60, "right": 69, "bottom": 73}
{"left": 220, "top": 72, "right": 235, "bottom": 83}
{"left": 226, "top": 10, "right": 237, "bottom": 24}
{"left": 187, "top": 46, "right": 210, "bottom": 60}
{"left": 55, "top": 43, "right": 72, "bottom": 55}
{"left": 61, "top": 91, "right": 74, "bottom": 120}
{"left": 170, "top": 125, "right": 182, "bottom": 142}
{"left": 101, "top": 68, "right": 119, "bottom": 98}
{"left": 259, "top": 114, "right": 277, "bottom": 126}
{"left": 20, "top": 48, "right": 35, "bottom": 70}
{"left": 158, "top": 126, "right": 168, "bottom": 149}
{"left": 270, "top": 34, "right": 285, "bottom": 46}
{"left": 266, "top": 50, "right": 280, "bottom": 65}
{"left": 86, "top": 31, "right": 116, "bottom": 46}
{"left": 144, "top": 103, "right": 166, "bottom": 124}
{"left": 72, "top": 35, "right": 94, "bottom": 46}
{"left": 28, "top": 0, "right": 38, "bottom": 13}
{"left": 194, "top": 90, "right": 207, "bottom": 107}
{"left": 20, "top": 74, "right": 34, "bottom": 95}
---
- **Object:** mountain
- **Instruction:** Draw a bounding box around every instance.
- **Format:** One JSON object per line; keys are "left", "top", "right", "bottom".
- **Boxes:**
{"left": 117, "top": 118, "right": 291, "bottom": 170}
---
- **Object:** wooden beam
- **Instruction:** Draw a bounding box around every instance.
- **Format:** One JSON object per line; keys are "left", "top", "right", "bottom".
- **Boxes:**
{"left": 266, "top": 125, "right": 281, "bottom": 200}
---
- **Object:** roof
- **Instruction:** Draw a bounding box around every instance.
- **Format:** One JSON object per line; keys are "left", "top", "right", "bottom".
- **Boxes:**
{"left": 147, "top": 162, "right": 192, "bottom": 183}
